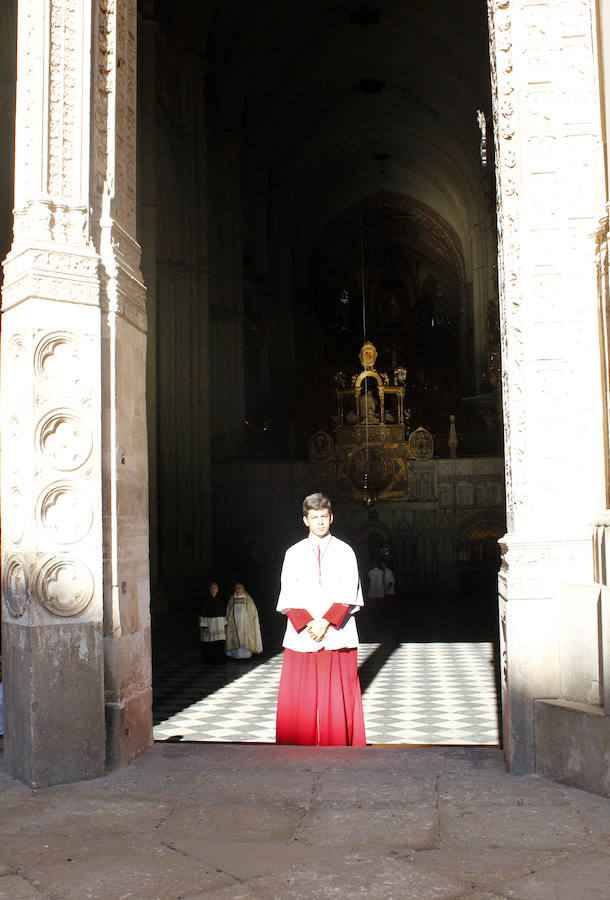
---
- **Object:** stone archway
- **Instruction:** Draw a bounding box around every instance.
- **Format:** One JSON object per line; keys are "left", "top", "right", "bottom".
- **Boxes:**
{"left": 4, "top": 0, "right": 610, "bottom": 795}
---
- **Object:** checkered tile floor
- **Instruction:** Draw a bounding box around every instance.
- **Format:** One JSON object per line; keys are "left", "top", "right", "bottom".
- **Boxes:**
{"left": 153, "top": 637, "right": 500, "bottom": 746}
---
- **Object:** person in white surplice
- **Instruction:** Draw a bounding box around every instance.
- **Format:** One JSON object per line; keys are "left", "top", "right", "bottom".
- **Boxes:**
{"left": 225, "top": 582, "right": 263, "bottom": 659}
{"left": 275, "top": 493, "right": 366, "bottom": 746}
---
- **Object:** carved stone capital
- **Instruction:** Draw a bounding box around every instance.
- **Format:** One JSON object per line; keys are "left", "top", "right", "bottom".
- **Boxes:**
{"left": 2, "top": 241, "right": 101, "bottom": 312}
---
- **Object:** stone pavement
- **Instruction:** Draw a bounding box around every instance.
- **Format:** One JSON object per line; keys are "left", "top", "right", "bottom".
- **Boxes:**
{"left": 2, "top": 742, "right": 610, "bottom": 899}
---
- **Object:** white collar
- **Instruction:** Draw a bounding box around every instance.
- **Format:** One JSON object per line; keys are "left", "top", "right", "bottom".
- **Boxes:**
{"left": 308, "top": 532, "right": 332, "bottom": 550}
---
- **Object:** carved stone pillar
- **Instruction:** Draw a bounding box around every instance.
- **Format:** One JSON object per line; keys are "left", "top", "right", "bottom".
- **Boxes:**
{"left": 488, "top": 0, "right": 606, "bottom": 772}
{"left": 1, "top": 0, "right": 151, "bottom": 786}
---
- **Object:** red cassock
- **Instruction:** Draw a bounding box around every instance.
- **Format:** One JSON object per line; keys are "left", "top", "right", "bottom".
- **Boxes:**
{"left": 276, "top": 604, "right": 366, "bottom": 746}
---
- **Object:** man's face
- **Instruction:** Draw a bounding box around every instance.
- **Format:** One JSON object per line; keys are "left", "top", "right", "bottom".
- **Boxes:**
{"left": 303, "top": 508, "right": 333, "bottom": 538}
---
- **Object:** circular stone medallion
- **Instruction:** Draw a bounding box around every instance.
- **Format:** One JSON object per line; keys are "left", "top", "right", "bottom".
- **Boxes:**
{"left": 3, "top": 556, "right": 28, "bottom": 618}
{"left": 37, "top": 411, "right": 93, "bottom": 471}
{"left": 37, "top": 482, "right": 94, "bottom": 544}
{"left": 34, "top": 332, "right": 89, "bottom": 398}
{"left": 37, "top": 557, "right": 95, "bottom": 617}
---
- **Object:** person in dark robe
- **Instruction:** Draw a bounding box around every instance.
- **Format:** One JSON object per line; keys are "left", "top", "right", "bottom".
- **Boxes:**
{"left": 199, "top": 580, "right": 227, "bottom": 663}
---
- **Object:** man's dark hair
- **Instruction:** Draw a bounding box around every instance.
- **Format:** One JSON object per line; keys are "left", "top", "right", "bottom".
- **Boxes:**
{"left": 303, "top": 492, "right": 332, "bottom": 515}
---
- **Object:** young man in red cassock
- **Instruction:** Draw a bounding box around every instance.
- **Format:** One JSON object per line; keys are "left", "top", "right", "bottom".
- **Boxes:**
{"left": 275, "top": 492, "right": 366, "bottom": 746}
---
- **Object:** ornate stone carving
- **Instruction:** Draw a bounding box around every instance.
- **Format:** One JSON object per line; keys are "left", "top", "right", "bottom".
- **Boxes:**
{"left": 34, "top": 332, "right": 90, "bottom": 398}
{"left": 3, "top": 556, "right": 28, "bottom": 619}
{"left": 437, "top": 484, "right": 454, "bottom": 507}
{"left": 12, "top": 201, "right": 54, "bottom": 244}
{"left": 6, "top": 333, "right": 26, "bottom": 361}
{"left": 348, "top": 446, "right": 395, "bottom": 495}
{"left": 37, "top": 482, "right": 94, "bottom": 544}
{"left": 36, "top": 410, "right": 93, "bottom": 471}
{"left": 2, "top": 242, "right": 100, "bottom": 312}
{"left": 37, "top": 556, "right": 95, "bottom": 617}
{"left": 408, "top": 427, "right": 434, "bottom": 461}
{"left": 488, "top": 0, "right": 526, "bottom": 532}
{"left": 51, "top": 206, "right": 88, "bottom": 246}
{"left": 309, "top": 430, "right": 334, "bottom": 463}
{"left": 48, "top": 0, "right": 79, "bottom": 203}
{"left": 457, "top": 482, "right": 475, "bottom": 506}
{"left": 11, "top": 208, "right": 91, "bottom": 251}
{"left": 95, "top": 0, "right": 139, "bottom": 235}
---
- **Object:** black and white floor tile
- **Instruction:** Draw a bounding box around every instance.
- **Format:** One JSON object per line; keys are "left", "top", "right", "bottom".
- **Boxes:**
{"left": 153, "top": 638, "right": 500, "bottom": 746}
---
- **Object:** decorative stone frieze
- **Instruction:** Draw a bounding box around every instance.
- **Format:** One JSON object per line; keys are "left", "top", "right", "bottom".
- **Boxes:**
{"left": 12, "top": 202, "right": 89, "bottom": 248}
{"left": 2, "top": 243, "right": 100, "bottom": 310}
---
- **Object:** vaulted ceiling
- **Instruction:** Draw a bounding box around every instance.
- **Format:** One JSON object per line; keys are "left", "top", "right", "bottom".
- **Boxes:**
{"left": 189, "top": 0, "right": 491, "bottom": 257}
{"left": 147, "top": 1, "right": 496, "bottom": 433}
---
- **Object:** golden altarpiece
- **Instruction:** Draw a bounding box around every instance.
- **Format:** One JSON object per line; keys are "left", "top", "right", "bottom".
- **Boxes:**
{"left": 309, "top": 342, "right": 433, "bottom": 502}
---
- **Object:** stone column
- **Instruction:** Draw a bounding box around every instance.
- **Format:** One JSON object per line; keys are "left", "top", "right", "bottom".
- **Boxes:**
{"left": 220, "top": 132, "right": 246, "bottom": 458}
{"left": 1, "top": 0, "right": 151, "bottom": 786}
{"left": 180, "top": 51, "right": 212, "bottom": 578}
{"left": 488, "top": 0, "right": 606, "bottom": 772}
{"left": 137, "top": 3, "right": 162, "bottom": 612}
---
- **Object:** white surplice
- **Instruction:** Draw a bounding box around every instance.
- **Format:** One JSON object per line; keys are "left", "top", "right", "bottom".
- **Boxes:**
{"left": 277, "top": 533, "right": 363, "bottom": 653}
